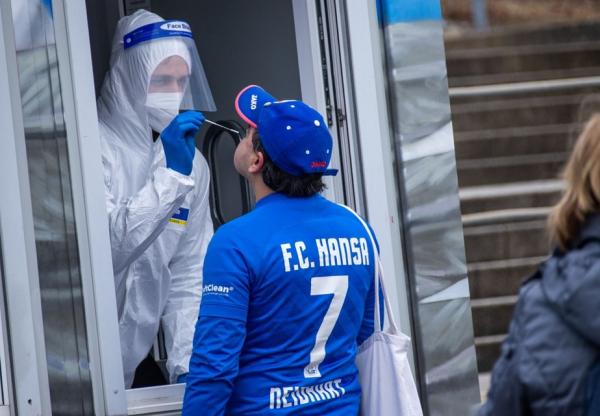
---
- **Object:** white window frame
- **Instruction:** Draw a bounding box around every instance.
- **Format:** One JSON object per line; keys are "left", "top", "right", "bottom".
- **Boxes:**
{"left": 51, "top": 2, "right": 353, "bottom": 414}
{"left": 340, "top": 1, "right": 415, "bottom": 351}
{"left": 52, "top": 0, "right": 127, "bottom": 414}
{"left": 292, "top": 0, "right": 344, "bottom": 204}
{"left": 52, "top": 0, "right": 415, "bottom": 414}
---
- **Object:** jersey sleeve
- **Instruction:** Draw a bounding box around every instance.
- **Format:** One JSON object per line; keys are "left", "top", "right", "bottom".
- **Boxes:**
{"left": 199, "top": 226, "right": 252, "bottom": 322}
{"left": 183, "top": 316, "right": 246, "bottom": 415}
{"left": 182, "top": 225, "right": 251, "bottom": 414}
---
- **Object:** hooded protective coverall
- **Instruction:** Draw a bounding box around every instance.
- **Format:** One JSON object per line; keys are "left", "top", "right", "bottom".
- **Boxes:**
{"left": 96, "top": 10, "right": 213, "bottom": 387}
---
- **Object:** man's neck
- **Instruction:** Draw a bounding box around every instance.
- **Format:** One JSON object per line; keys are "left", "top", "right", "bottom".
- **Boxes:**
{"left": 251, "top": 177, "right": 275, "bottom": 203}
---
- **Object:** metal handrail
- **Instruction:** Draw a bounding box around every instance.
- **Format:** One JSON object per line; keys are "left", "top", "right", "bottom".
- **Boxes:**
{"left": 461, "top": 207, "right": 551, "bottom": 227}
{"left": 449, "top": 76, "right": 600, "bottom": 98}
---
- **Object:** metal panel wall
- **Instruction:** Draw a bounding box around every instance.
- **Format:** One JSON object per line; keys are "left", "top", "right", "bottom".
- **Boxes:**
{"left": 55, "top": 0, "right": 129, "bottom": 412}
{"left": 378, "top": 1, "right": 481, "bottom": 415}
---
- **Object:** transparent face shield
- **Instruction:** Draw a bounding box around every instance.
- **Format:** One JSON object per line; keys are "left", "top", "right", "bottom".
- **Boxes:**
{"left": 124, "top": 20, "right": 216, "bottom": 132}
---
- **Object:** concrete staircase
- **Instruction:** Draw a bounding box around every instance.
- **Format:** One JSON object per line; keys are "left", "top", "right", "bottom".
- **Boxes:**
{"left": 446, "top": 22, "right": 600, "bottom": 373}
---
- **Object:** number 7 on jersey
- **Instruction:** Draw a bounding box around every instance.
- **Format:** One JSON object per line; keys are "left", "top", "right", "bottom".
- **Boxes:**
{"left": 304, "top": 275, "right": 349, "bottom": 378}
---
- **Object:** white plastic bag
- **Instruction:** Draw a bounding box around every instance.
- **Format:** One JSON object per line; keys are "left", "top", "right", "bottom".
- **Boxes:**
{"left": 344, "top": 206, "right": 423, "bottom": 416}
{"left": 355, "top": 300, "right": 423, "bottom": 416}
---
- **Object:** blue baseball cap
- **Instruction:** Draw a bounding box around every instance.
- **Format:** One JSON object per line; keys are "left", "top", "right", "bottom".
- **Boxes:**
{"left": 235, "top": 85, "right": 338, "bottom": 177}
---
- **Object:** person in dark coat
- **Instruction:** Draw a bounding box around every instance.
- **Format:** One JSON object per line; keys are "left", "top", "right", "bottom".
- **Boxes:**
{"left": 479, "top": 115, "right": 600, "bottom": 416}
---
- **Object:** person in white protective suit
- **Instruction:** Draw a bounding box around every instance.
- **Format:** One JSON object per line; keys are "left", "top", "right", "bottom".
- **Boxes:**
{"left": 96, "top": 9, "right": 216, "bottom": 387}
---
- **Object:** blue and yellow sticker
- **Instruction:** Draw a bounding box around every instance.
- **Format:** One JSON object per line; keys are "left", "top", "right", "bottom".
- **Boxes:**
{"left": 169, "top": 207, "right": 190, "bottom": 226}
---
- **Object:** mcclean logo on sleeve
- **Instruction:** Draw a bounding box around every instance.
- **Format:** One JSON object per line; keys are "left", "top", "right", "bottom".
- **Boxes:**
{"left": 169, "top": 207, "right": 190, "bottom": 225}
{"left": 203, "top": 284, "right": 235, "bottom": 296}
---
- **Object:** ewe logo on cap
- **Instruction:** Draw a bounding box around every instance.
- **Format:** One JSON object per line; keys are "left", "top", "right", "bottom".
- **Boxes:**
{"left": 160, "top": 22, "right": 191, "bottom": 33}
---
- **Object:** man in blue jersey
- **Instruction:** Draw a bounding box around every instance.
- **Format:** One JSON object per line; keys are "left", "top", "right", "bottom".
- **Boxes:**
{"left": 183, "top": 85, "right": 378, "bottom": 415}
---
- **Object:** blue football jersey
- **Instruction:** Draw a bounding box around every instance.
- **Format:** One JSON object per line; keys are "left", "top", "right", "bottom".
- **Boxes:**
{"left": 184, "top": 193, "right": 378, "bottom": 415}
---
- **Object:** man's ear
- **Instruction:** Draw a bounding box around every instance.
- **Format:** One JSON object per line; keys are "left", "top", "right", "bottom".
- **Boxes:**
{"left": 249, "top": 150, "right": 265, "bottom": 174}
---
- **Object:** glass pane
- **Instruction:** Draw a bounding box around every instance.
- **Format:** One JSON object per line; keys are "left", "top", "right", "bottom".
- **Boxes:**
{"left": 203, "top": 126, "right": 254, "bottom": 228}
{"left": 216, "top": 135, "right": 247, "bottom": 222}
{"left": 85, "top": 0, "right": 301, "bottom": 392}
{"left": 10, "top": 0, "right": 93, "bottom": 414}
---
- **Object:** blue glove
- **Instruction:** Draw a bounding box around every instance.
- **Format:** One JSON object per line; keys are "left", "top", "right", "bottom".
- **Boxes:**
{"left": 177, "top": 373, "right": 188, "bottom": 384}
{"left": 160, "top": 111, "right": 205, "bottom": 175}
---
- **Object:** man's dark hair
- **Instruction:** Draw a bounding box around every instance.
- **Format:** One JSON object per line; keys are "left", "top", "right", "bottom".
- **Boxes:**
{"left": 251, "top": 131, "right": 326, "bottom": 197}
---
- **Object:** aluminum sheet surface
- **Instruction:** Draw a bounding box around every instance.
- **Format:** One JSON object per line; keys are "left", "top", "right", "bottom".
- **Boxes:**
{"left": 380, "top": 6, "right": 481, "bottom": 415}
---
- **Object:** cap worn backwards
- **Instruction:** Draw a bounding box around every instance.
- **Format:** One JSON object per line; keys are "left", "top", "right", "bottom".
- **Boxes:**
{"left": 235, "top": 85, "right": 337, "bottom": 177}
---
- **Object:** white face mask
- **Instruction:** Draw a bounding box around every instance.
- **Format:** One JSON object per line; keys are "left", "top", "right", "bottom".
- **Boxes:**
{"left": 145, "top": 92, "right": 184, "bottom": 133}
